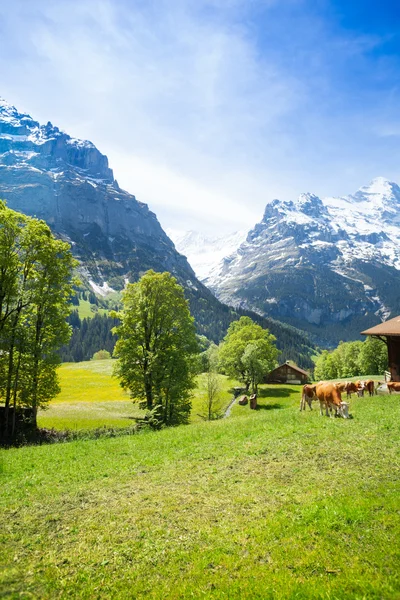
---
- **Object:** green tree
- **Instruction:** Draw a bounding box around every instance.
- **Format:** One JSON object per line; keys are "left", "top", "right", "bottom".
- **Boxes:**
{"left": 92, "top": 349, "right": 112, "bottom": 360}
{"left": 0, "top": 201, "right": 76, "bottom": 435}
{"left": 358, "top": 337, "right": 388, "bottom": 375}
{"left": 19, "top": 233, "right": 76, "bottom": 425}
{"left": 313, "top": 336, "right": 389, "bottom": 381}
{"left": 241, "top": 340, "right": 276, "bottom": 394}
{"left": 314, "top": 350, "right": 337, "bottom": 381}
{"left": 219, "top": 316, "right": 278, "bottom": 391}
{"left": 112, "top": 271, "right": 199, "bottom": 426}
{"left": 199, "top": 344, "right": 223, "bottom": 420}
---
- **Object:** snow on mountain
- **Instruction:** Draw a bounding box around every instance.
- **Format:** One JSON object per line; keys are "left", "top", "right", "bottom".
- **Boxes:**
{"left": 168, "top": 229, "right": 246, "bottom": 280}
{"left": 201, "top": 177, "right": 400, "bottom": 344}
{"left": 0, "top": 97, "right": 201, "bottom": 294}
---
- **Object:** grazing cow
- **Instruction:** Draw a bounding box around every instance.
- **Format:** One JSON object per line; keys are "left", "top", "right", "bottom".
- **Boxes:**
{"left": 335, "top": 382, "right": 346, "bottom": 392}
{"left": 387, "top": 382, "right": 400, "bottom": 394}
{"left": 300, "top": 384, "right": 316, "bottom": 411}
{"left": 315, "top": 382, "right": 349, "bottom": 418}
{"left": 354, "top": 380, "right": 365, "bottom": 397}
{"left": 364, "top": 380, "right": 375, "bottom": 397}
{"left": 344, "top": 382, "right": 359, "bottom": 398}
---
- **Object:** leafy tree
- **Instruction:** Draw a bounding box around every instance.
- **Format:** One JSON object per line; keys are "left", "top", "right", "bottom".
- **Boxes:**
{"left": 112, "top": 271, "right": 199, "bottom": 426}
{"left": 218, "top": 316, "right": 278, "bottom": 391}
{"left": 314, "top": 350, "right": 332, "bottom": 381}
{"left": 313, "top": 337, "right": 388, "bottom": 380}
{"left": 199, "top": 344, "right": 223, "bottom": 420}
{"left": 358, "top": 337, "right": 388, "bottom": 375}
{"left": 241, "top": 339, "right": 276, "bottom": 394}
{"left": 92, "top": 349, "right": 111, "bottom": 360}
{"left": 0, "top": 201, "right": 76, "bottom": 435}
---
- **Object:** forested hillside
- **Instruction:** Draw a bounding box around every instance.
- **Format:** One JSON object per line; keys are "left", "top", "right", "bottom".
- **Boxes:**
{"left": 61, "top": 295, "right": 316, "bottom": 370}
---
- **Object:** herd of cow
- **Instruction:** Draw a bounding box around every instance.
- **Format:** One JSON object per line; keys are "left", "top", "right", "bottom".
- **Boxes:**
{"left": 300, "top": 379, "right": 395, "bottom": 418}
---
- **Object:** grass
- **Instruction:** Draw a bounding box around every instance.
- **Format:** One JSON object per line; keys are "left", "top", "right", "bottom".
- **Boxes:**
{"left": 76, "top": 299, "right": 107, "bottom": 320}
{"left": 190, "top": 374, "right": 239, "bottom": 422}
{"left": 2, "top": 381, "right": 399, "bottom": 599}
{"left": 38, "top": 360, "right": 137, "bottom": 430}
{"left": 38, "top": 362, "right": 240, "bottom": 430}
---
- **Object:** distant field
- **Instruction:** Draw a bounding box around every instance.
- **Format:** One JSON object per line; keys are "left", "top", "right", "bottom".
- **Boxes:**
{"left": 38, "top": 360, "right": 137, "bottom": 430}
{"left": 2, "top": 386, "right": 399, "bottom": 599}
{"left": 38, "top": 361, "right": 240, "bottom": 430}
{"left": 76, "top": 299, "right": 107, "bottom": 320}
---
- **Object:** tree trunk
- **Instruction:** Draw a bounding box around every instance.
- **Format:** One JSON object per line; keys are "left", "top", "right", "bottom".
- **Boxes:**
{"left": 11, "top": 350, "right": 22, "bottom": 437}
{"left": 4, "top": 314, "right": 19, "bottom": 437}
{"left": 144, "top": 373, "right": 153, "bottom": 410}
{"left": 30, "top": 306, "right": 43, "bottom": 429}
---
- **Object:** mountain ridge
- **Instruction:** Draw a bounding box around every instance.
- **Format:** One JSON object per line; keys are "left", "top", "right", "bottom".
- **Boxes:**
{"left": 178, "top": 177, "right": 400, "bottom": 345}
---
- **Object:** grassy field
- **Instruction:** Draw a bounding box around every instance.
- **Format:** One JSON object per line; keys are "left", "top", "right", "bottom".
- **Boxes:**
{"left": 38, "top": 361, "right": 239, "bottom": 429}
{"left": 2, "top": 378, "right": 400, "bottom": 599}
{"left": 76, "top": 299, "right": 108, "bottom": 320}
{"left": 38, "top": 360, "right": 135, "bottom": 430}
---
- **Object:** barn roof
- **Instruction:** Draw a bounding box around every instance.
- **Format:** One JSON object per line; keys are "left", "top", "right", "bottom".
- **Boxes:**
{"left": 361, "top": 315, "right": 400, "bottom": 337}
{"left": 268, "top": 362, "right": 309, "bottom": 377}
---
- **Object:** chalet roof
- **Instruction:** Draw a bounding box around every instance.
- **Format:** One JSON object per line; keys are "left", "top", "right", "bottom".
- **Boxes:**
{"left": 361, "top": 315, "right": 400, "bottom": 337}
{"left": 269, "top": 362, "right": 309, "bottom": 377}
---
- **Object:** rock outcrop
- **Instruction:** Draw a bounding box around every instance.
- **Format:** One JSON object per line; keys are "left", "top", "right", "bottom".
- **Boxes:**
{"left": 0, "top": 98, "right": 195, "bottom": 291}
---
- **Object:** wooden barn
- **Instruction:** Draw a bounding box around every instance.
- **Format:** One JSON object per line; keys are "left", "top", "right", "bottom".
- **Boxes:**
{"left": 362, "top": 315, "right": 400, "bottom": 381}
{"left": 265, "top": 361, "right": 309, "bottom": 385}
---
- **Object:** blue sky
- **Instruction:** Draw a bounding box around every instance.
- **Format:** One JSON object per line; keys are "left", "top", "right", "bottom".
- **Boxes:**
{"left": 1, "top": 0, "right": 400, "bottom": 234}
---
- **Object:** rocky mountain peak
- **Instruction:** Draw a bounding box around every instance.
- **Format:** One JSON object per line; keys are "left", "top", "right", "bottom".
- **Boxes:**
{"left": 0, "top": 96, "right": 199, "bottom": 293}
{"left": 295, "top": 192, "right": 327, "bottom": 218}
{"left": 350, "top": 177, "right": 400, "bottom": 211}
{"left": 192, "top": 176, "right": 400, "bottom": 344}
{"left": 0, "top": 98, "right": 112, "bottom": 182}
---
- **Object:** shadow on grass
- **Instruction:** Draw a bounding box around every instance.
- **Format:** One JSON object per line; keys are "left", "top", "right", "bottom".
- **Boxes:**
{"left": 256, "top": 403, "right": 284, "bottom": 411}
{"left": 257, "top": 387, "right": 297, "bottom": 398}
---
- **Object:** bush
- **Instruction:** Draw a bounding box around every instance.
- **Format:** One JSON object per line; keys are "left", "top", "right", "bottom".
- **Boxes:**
{"left": 92, "top": 349, "right": 112, "bottom": 360}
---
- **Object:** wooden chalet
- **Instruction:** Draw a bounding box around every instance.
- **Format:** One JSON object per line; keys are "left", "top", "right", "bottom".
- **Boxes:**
{"left": 265, "top": 361, "right": 309, "bottom": 385}
{"left": 362, "top": 315, "right": 400, "bottom": 381}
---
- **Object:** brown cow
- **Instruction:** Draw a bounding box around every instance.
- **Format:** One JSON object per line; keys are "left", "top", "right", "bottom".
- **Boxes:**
{"left": 354, "top": 380, "right": 365, "bottom": 397}
{"left": 335, "top": 382, "right": 346, "bottom": 392}
{"left": 315, "top": 382, "right": 349, "bottom": 418}
{"left": 387, "top": 382, "right": 400, "bottom": 394}
{"left": 344, "top": 381, "right": 359, "bottom": 398}
{"left": 300, "top": 384, "right": 316, "bottom": 411}
{"left": 364, "top": 380, "right": 375, "bottom": 397}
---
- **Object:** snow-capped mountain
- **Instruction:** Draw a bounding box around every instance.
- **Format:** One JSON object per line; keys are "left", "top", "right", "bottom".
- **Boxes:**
{"left": 168, "top": 230, "right": 246, "bottom": 280}
{"left": 0, "top": 97, "right": 197, "bottom": 293}
{"left": 0, "top": 97, "right": 318, "bottom": 355}
{"left": 205, "top": 177, "right": 400, "bottom": 344}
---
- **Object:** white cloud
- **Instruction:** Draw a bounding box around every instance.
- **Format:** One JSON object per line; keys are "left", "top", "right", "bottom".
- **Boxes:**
{"left": 108, "top": 150, "right": 260, "bottom": 234}
{"left": 1, "top": 0, "right": 400, "bottom": 234}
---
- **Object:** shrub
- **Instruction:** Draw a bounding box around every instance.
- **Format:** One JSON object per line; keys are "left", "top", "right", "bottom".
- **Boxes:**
{"left": 92, "top": 349, "right": 112, "bottom": 360}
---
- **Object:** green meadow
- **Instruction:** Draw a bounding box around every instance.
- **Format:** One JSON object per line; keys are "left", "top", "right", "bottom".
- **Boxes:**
{"left": 76, "top": 299, "right": 108, "bottom": 320}
{"left": 38, "top": 360, "right": 239, "bottom": 429}
{"left": 1, "top": 364, "right": 400, "bottom": 599}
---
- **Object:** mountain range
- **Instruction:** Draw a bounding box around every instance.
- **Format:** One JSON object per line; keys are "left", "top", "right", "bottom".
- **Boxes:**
{"left": 172, "top": 177, "right": 400, "bottom": 345}
{"left": 0, "top": 97, "right": 316, "bottom": 366}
